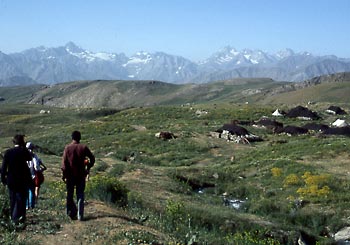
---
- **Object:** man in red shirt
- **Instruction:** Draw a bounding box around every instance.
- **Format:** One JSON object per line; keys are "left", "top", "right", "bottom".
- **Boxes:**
{"left": 61, "top": 131, "right": 95, "bottom": 221}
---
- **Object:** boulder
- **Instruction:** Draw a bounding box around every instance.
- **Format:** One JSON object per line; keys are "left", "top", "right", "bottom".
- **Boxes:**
{"left": 335, "top": 226, "right": 350, "bottom": 243}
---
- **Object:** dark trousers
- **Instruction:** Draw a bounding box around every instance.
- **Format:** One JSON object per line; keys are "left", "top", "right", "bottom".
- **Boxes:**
{"left": 66, "top": 178, "right": 85, "bottom": 220}
{"left": 9, "top": 188, "right": 28, "bottom": 223}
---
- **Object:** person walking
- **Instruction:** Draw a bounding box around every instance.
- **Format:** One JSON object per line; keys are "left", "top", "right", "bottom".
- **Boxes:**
{"left": 1, "top": 134, "right": 33, "bottom": 225}
{"left": 61, "top": 131, "right": 95, "bottom": 221}
{"left": 26, "top": 142, "right": 47, "bottom": 208}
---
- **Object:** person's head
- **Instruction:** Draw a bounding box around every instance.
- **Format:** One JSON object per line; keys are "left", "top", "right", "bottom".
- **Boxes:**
{"left": 26, "top": 141, "right": 34, "bottom": 151}
{"left": 13, "top": 134, "right": 26, "bottom": 147}
{"left": 71, "top": 131, "right": 81, "bottom": 143}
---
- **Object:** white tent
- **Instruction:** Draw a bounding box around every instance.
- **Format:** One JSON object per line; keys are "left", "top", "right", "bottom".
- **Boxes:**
{"left": 272, "top": 109, "right": 283, "bottom": 117}
{"left": 332, "top": 119, "right": 348, "bottom": 127}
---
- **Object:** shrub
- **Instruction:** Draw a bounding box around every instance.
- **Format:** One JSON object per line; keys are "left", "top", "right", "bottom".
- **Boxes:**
{"left": 301, "top": 172, "right": 329, "bottom": 186}
{"left": 165, "top": 200, "right": 186, "bottom": 229}
{"left": 86, "top": 175, "right": 129, "bottom": 207}
{"left": 271, "top": 167, "right": 282, "bottom": 177}
{"left": 45, "top": 180, "right": 66, "bottom": 208}
{"left": 0, "top": 187, "right": 15, "bottom": 234}
{"left": 92, "top": 160, "right": 109, "bottom": 172}
{"left": 297, "top": 172, "right": 331, "bottom": 198}
{"left": 115, "top": 229, "right": 162, "bottom": 245}
{"left": 127, "top": 191, "right": 144, "bottom": 209}
{"left": 107, "top": 163, "right": 126, "bottom": 177}
{"left": 225, "top": 231, "right": 281, "bottom": 245}
{"left": 250, "top": 198, "right": 287, "bottom": 217}
{"left": 283, "top": 174, "right": 301, "bottom": 187}
{"left": 0, "top": 186, "right": 10, "bottom": 223}
{"left": 297, "top": 185, "right": 331, "bottom": 198}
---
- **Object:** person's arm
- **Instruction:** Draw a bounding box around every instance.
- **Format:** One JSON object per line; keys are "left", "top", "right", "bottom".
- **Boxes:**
{"left": 61, "top": 147, "right": 68, "bottom": 182}
{"left": 85, "top": 147, "right": 95, "bottom": 171}
{"left": 41, "top": 162, "right": 47, "bottom": 171}
{"left": 84, "top": 147, "right": 94, "bottom": 182}
{"left": 25, "top": 148, "right": 33, "bottom": 162}
{"left": 1, "top": 153, "right": 8, "bottom": 185}
{"left": 28, "top": 159, "right": 36, "bottom": 178}
{"left": 34, "top": 154, "right": 47, "bottom": 171}
{"left": 33, "top": 155, "right": 40, "bottom": 171}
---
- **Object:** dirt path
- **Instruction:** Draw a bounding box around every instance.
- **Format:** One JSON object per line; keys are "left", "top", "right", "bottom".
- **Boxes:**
{"left": 14, "top": 156, "right": 174, "bottom": 244}
{"left": 26, "top": 199, "right": 171, "bottom": 244}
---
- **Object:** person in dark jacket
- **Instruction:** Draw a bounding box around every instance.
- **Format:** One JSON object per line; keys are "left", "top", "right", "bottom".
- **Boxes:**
{"left": 1, "top": 134, "right": 33, "bottom": 224}
{"left": 61, "top": 131, "right": 95, "bottom": 221}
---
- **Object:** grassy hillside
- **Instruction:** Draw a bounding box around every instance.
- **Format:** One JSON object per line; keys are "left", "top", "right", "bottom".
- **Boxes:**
{"left": 1, "top": 101, "right": 350, "bottom": 244}
{"left": 1, "top": 73, "right": 350, "bottom": 109}
{"left": 0, "top": 84, "right": 44, "bottom": 103}
{"left": 0, "top": 78, "right": 290, "bottom": 108}
{"left": 260, "top": 78, "right": 350, "bottom": 105}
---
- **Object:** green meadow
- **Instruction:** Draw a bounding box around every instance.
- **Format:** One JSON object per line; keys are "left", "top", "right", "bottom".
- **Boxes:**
{"left": 1, "top": 101, "right": 350, "bottom": 244}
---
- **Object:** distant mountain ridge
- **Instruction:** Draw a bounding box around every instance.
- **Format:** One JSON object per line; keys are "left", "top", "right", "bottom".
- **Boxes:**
{"left": 0, "top": 42, "right": 350, "bottom": 86}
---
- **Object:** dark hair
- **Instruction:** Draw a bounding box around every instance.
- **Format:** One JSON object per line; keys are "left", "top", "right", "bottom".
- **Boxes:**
{"left": 71, "top": 131, "right": 81, "bottom": 142}
{"left": 13, "top": 134, "right": 26, "bottom": 147}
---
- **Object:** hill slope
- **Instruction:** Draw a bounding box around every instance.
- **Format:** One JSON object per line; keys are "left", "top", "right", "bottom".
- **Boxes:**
{"left": 259, "top": 72, "right": 350, "bottom": 104}
{"left": 0, "top": 78, "right": 287, "bottom": 108}
{"left": 1, "top": 72, "right": 350, "bottom": 108}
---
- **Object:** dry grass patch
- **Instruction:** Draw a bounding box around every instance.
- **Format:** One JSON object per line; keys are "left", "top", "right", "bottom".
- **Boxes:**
{"left": 120, "top": 167, "right": 182, "bottom": 210}
{"left": 298, "top": 153, "right": 350, "bottom": 180}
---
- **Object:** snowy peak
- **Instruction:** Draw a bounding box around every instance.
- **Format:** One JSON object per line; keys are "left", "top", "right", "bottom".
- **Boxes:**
{"left": 210, "top": 46, "right": 241, "bottom": 64}
{"left": 275, "top": 48, "right": 295, "bottom": 59}
{"left": 124, "top": 51, "right": 153, "bottom": 66}
{"left": 201, "top": 47, "right": 277, "bottom": 68}
{"left": 122, "top": 51, "right": 198, "bottom": 81}
{"left": 65, "top": 42, "right": 84, "bottom": 53}
{"left": 64, "top": 42, "right": 117, "bottom": 62}
{"left": 17, "top": 42, "right": 120, "bottom": 63}
{"left": 241, "top": 49, "right": 275, "bottom": 64}
{"left": 200, "top": 47, "right": 319, "bottom": 69}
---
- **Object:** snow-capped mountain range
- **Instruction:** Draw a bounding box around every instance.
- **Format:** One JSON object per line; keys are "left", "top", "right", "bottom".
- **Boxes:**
{"left": 1, "top": 42, "right": 350, "bottom": 86}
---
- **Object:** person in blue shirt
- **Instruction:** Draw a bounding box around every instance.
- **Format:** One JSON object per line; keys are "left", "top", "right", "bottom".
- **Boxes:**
{"left": 26, "top": 142, "right": 47, "bottom": 209}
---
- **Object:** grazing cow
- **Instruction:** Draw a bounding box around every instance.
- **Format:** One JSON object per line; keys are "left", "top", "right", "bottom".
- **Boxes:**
{"left": 155, "top": 131, "right": 175, "bottom": 140}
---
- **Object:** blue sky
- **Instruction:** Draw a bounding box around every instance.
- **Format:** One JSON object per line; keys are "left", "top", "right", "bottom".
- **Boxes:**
{"left": 0, "top": 0, "right": 349, "bottom": 61}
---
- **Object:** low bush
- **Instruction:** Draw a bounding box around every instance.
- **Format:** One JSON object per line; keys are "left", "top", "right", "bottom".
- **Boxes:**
{"left": 0, "top": 185, "right": 10, "bottom": 228}
{"left": 225, "top": 231, "right": 281, "bottom": 245}
{"left": 92, "top": 160, "right": 109, "bottom": 173}
{"left": 107, "top": 163, "right": 126, "bottom": 177}
{"left": 86, "top": 175, "right": 129, "bottom": 207}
